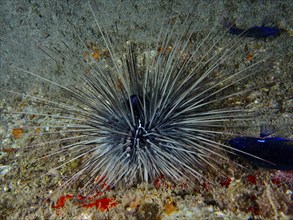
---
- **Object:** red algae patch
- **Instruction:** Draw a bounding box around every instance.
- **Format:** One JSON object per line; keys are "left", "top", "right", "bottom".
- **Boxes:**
{"left": 220, "top": 177, "right": 232, "bottom": 188}
{"left": 247, "top": 175, "right": 257, "bottom": 185}
{"left": 52, "top": 193, "right": 118, "bottom": 212}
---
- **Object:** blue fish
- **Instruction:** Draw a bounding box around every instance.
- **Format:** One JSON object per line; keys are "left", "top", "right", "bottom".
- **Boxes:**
{"left": 229, "top": 136, "right": 293, "bottom": 170}
{"left": 224, "top": 20, "right": 284, "bottom": 39}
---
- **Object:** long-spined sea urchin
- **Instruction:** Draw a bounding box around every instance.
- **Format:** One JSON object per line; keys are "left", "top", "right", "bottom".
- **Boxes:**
{"left": 4, "top": 1, "right": 273, "bottom": 197}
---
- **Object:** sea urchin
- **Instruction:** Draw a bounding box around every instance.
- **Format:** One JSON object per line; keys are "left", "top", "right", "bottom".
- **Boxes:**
{"left": 7, "top": 1, "right": 268, "bottom": 196}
